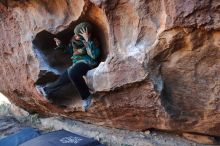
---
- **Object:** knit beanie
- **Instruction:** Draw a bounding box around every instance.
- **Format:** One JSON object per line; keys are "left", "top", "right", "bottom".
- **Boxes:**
{"left": 74, "top": 22, "right": 93, "bottom": 35}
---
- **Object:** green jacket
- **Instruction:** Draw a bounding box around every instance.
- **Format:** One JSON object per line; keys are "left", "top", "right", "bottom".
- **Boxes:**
{"left": 60, "top": 39, "right": 100, "bottom": 68}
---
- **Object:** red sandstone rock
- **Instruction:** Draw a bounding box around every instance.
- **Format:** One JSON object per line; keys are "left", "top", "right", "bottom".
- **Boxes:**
{"left": 0, "top": 0, "right": 220, "bottom": 137}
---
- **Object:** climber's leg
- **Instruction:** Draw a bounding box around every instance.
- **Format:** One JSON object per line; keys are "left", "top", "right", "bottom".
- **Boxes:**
{"left": 44, "top": 70, "right": 70, "bottom": 96}
{"left": 68, "top": 62, "right": 91, "bottom": 100}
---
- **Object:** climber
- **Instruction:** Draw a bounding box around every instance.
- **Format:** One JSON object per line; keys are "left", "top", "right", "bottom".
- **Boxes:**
{"left": 40, "top": 22, "right": 100, "bottom": 111}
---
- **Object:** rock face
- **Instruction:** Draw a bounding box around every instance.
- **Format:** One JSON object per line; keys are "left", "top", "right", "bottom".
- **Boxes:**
{"left": 0, "top": 0, "right": 220, "bottom": 136}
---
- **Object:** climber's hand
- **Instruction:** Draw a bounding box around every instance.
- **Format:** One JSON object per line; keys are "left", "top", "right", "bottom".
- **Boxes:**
{"left": 73, "top": 49, "right": 81, "bottom": 55}
{"left": 54, "top": 38, "right": 61, "bottom": 46}
{"left": 79, "top": 27, "right": 89, "bottom": 42}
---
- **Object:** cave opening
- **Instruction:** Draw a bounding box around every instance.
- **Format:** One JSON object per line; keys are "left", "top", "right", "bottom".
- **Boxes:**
{"left": 32, "top": 20, "right": 109, "bottom": 106}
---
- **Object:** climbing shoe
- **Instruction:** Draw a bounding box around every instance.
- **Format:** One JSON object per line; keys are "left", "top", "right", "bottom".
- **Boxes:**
{"left": 82, "top": 95, "right": 92, "bottom": 111}
{"left": 37, "top": 86, "right": 52, "bottom": 103}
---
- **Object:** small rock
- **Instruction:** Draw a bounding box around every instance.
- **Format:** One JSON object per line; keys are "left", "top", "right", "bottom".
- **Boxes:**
{"left": 144, "top": 130, "right": 151, "bottom": 135}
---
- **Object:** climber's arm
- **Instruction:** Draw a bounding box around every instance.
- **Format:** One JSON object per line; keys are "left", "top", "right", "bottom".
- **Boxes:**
{"left": 53, "top": 38, "right": 73, "bottom": 55}
{"left": 73, "top": 47, "right": 87, "bottom": 55}
{"left": 78, "top": 28, "right": 100, "bottom": 59}
{"left": 84, "top": 40, "right": 100, "bottom": 60}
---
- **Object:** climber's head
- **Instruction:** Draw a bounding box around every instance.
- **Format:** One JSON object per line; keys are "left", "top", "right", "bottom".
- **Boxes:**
{"left": 73, "top": 22, "right": 93, "bottom": 41}
{"left": 73, "top": 34, "right": 81, "bottom": 40}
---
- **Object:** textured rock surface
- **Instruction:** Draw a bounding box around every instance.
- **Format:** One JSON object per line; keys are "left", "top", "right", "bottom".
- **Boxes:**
{"left": 0, "top": 103, "right": 208, "bottom": 146}
{"left": 0, "top": 0, "right": 220, "bottom": 136}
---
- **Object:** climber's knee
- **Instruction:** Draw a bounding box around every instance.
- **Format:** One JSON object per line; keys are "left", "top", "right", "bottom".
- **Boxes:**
{"left": 68, "top": 69, "right": 79, "bottom": 82}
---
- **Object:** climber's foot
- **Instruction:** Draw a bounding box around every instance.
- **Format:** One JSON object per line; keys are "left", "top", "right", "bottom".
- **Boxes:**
{"left": 37, "top": 86, "right": 53, "bottom": 103}
{"left": 82, "top": 95, "right": 92, "bottom": 111}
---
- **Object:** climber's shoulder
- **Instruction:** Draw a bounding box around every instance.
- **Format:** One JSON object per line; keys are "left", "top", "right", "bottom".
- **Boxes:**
{"left": 91, "top": 37, "right": 100, "bottom": 48}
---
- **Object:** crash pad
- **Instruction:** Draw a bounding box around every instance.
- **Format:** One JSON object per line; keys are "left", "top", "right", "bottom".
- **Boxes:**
{"left": 0, "top": 127, "right": 40, "bottom": 146}
{"left": 19, "top": 129, "right": 104, "bottom": 146}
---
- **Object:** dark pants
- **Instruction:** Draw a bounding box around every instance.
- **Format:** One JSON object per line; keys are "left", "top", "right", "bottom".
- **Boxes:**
{"left": 45, "top": 62, "right": 91, "bottom": 100}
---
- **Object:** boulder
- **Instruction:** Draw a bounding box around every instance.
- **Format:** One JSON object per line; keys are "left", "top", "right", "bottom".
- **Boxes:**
{"left": 0, "top": 0, "right": 220, "bottom": 136}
